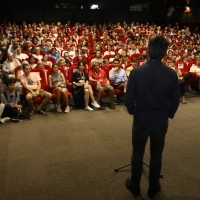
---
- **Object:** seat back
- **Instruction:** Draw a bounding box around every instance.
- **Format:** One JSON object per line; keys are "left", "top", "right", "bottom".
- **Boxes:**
{"left": 30, "top": 68, "right": 47, "bottom": 90}
{"left": 47, "top": 56, "right": 56, "bottom": 64}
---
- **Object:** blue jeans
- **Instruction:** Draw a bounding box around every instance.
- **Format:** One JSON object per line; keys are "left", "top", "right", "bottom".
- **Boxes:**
{"left": 131, "top": 120, "right": 168, "bottom": 188}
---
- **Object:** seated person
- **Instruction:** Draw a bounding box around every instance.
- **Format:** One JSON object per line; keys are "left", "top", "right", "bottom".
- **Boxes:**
{"left": 14, "top": 47, "right": 29, "bottom": 61}
{"left": 166, "top": 57, "right": 192, "bottom": 104}
{"left": 91, "top": 50, "right": 103, "bottom": 66}
{"left": 89, "top": 62, "right": 115, "bottom": 109}
{"left": 129, "top": 44, "right": 140, "bottom": 55}
{"left": 36, "top": 61, "right": 48, "bottom": 84}
{"left": 89, "top": 63, "right": 115, "bottom": 110}
{"left": 57, "top": 58, "right": 69, "bottom": 78}
{"left": 48, "top": 63, "right": 70, "bottom": 113}
{"left": 72, "top": 61, "right": 100, "bottom": 111}
{"left": 138, "top": 50, "right": 148, "bottom": 60}
{"left": 76, "top": 55, "right": 88, "bottom": 69}
{"left": 0, "top": 78, "right": 29, "bottom": 119}
{"left": 32, "top": 47, "right": 43, "bottom": 61}
{"left": 109, "top": 58, "right": 128, "bottom": 95}
{"left": 48, "top": 48, "right": 60, "bottom": 62}
{"left": 20, "top": 63, "right": 52, "bottom": 115}
{"left": 42, "top": 54, "right": 52, "bottom": 68}
{"left": 2, "top": 52, "right": 21, "bottom": 79}
{"left": 126, "top": 58, "right": 138, "bottom": 78}
{"left": 28, "top": 55, "right": 37, "bottom": 69}
{"left": 189, "top": 56, "right": 200, "bottom": 92}
{"left": 0, "top": 66, "right": 8, "bottom": 86}
{"left": 104, "top": 45, "right": 115, "bottom": 56}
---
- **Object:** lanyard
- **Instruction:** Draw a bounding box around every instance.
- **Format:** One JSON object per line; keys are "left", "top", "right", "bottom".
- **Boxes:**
{"left": 79, "top": 72, "right": 85, "bottom": 80}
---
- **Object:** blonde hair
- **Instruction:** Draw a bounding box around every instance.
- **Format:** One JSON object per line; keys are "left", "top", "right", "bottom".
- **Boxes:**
{"left": 57, "top": 57, "right": 65, "bottom": 64}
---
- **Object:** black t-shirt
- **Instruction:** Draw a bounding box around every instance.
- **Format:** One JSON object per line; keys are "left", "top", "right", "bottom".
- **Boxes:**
{"left": 71, "top": 71, "right": 89, "bottom": 84}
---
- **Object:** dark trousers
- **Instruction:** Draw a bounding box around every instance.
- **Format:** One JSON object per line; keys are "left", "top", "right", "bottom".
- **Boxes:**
{"left": 131, "top": 120, "right": 168, "bottom": 189}
{"left": 1, "top": 104, "right": 18, "bottom": 118}
{"left": 180, "top": 72, "right": 192, "bottom": 96}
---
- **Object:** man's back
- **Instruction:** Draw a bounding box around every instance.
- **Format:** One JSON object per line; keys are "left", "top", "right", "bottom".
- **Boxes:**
{"left": 126, "top": 60, "right": 180, "bottom": 126}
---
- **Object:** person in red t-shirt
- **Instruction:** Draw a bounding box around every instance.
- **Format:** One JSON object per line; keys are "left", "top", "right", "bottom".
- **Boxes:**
{"left": 89, "top": 62, "right": 115, "bottom": 109}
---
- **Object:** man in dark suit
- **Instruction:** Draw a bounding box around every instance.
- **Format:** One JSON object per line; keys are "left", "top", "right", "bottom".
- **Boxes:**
{"left": 125, "top": 36, "right": 180, "bottom": 198}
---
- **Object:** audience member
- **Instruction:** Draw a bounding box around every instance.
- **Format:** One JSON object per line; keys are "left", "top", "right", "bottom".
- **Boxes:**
{"left": 166, "top": 57, "right": 192, "bottom": 104}
{"left": 1, "top": 78, "right": 29, "bottom": 119}
{"left": 42, "top": 54, "right": 52, "bottom": 68}
{"left": 126, "top": 58, "right": 138, "bottom": 78}
{"left": 89, "top": 62, "right": 115, "bottom": 109}
{"left": 109, "top": 58, "right": 128, "bottom": 95}
{"left": 72, "top": 61, "right": 100, "bottom": 110}
{"left": 20, "top": 63, "right": 52, "bottom": 115}
{"left": 48, "top": 63, "right": 70, "bottom": 113}
{"left": 2, "top": 52, "right": 21, "bottom": 79}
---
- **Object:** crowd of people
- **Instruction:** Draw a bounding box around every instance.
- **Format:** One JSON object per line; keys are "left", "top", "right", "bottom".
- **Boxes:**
{"left": 0, "top": 20, "right": 200, "bottom": 123}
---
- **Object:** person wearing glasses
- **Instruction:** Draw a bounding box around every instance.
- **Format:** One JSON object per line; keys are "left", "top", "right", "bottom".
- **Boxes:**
{"left": 109, "top": 58, "right": 128, "bottom": 98}
{"left": 20, "top": 63, "right": 52, "bottom": 115}
{"left": 72, "top": 61, "right": 100, "bottom": 110}
{"left": 89, "top": 62, "right": 115, "bottom": 109}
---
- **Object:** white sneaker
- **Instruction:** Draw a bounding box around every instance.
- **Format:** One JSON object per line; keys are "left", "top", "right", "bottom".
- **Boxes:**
{"left": 91, "top": 101, "right": 100, "bottom": 108}
{"left": 85, "top": 106, "right": 93, "bottom": 111}
{"left": 0, "top": 117, "right": 11, "bottom": 124}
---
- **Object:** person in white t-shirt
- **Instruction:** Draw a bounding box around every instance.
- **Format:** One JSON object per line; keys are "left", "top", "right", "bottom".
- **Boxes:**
{"left": 14, "top": 47, "right": 29, "bottom": 61}
{"left": 32, "top": 47, "right": 43, "bottom": 61}
{"left": 20, "top": 63, "right": 52, "bottom": 115}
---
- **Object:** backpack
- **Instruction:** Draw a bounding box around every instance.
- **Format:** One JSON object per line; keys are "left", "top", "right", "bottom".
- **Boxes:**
{"left": 3, "top": 91, "right": 18, "bottom": 102}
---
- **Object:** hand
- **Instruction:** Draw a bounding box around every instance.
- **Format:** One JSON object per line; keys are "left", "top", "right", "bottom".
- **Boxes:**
{"left": 10, "top": 70, "right": 15, "bottom": 74}
{"left": 17, "top": 105, "right": 23, "bottom": 109}
{"left": 35, "top": 90, "right": 39, "bottom": 95}
{"left": 57, "top": 82, "right": 61, "bottom": 86}
{"left": 97, "top": 81, "right": 101, "bottom": 86}
{"left": 31, "top": 91, "right": 37, "bottom": 97}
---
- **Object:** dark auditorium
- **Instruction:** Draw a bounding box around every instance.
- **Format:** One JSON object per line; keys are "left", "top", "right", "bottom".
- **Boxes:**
{"left": 0, "top": 0, "right": 200, "bottom": 199}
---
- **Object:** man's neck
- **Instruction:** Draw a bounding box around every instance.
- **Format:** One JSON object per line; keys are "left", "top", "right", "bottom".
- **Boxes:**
{"left": 7, "top": 89, "right": 14, "bottom": 94}
{"left": 94, "top": 69, "right": 100, "bottom": 73}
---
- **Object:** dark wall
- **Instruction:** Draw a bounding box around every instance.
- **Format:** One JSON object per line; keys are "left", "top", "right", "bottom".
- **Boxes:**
{"left": 0, "top": 0, "right": 199, "bottom": 25}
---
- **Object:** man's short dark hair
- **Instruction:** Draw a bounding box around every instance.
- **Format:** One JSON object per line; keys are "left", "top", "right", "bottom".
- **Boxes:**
{"left": 113, "top": 58, "right": 120, "bottom": 63}
{"left": 148, "top": 36, "right": 169, "bottom": 61}
{"left": 5, "top": 78, "right": 15, "bottom": 86}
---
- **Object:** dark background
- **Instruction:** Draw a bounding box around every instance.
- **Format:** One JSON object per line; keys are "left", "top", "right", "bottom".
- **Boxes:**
{"left": 0, "top": 0, "right": 200, "bottom": 27}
